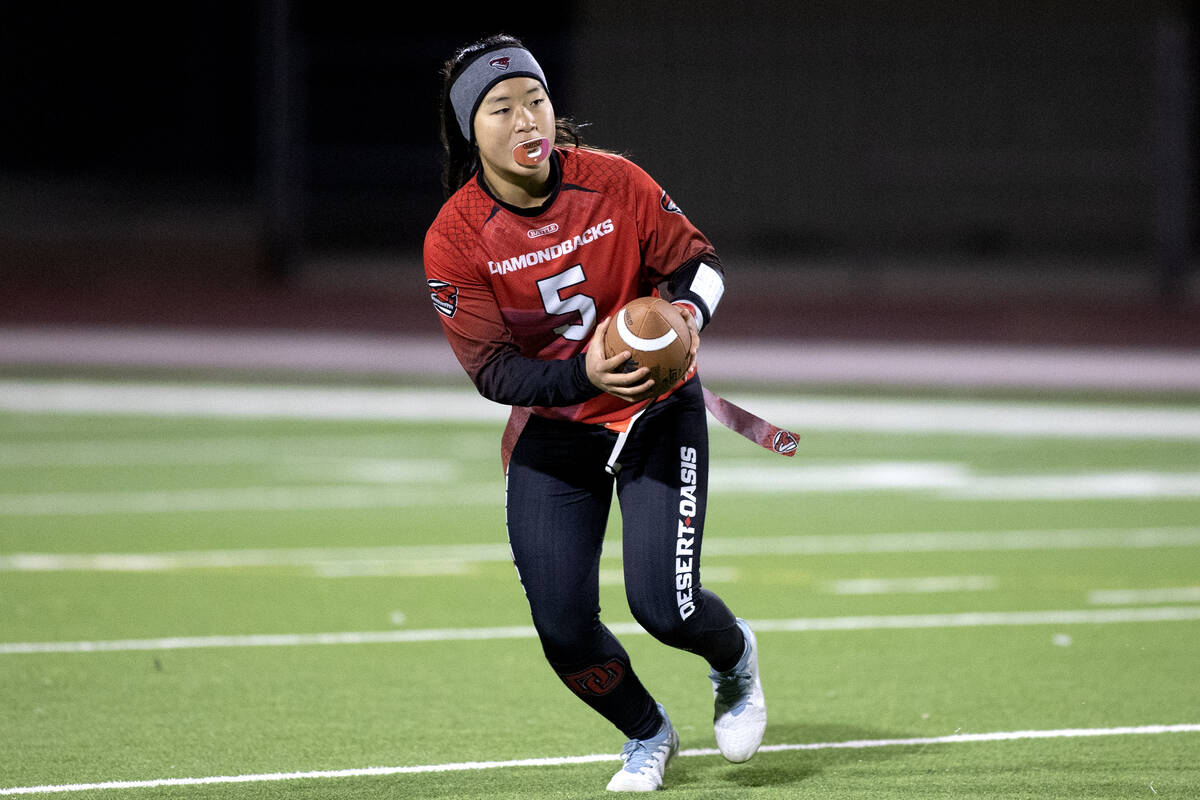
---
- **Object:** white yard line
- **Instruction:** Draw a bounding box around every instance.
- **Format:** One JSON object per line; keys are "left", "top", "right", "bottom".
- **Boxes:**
{"left": 0, "top": 435, "right": 443, "bottom": 468}
{"left": 947, "top": 471, "right": 1200, "bottom": 500}
{"left": 1, "top": 723, "right": 1196, "bottom": 795}
{"left": 4, "top": 379, "right": 1200, "bottom": 438}
{"left": 0, "top": 543, "right": 514, "bottom": 572}
{"left": 0, "top": 381, "right": 510, "bottom": 422}
{"left": 311, "top": 561, "right": 476, "bottom": 579}
{"left": 3, "top": 527, "right": 1198, "bottom": 572}
{"left": 4, "top": 463, "right": 1200, "bottom": 516}
{"left": 711, "top": 527, "right": 1200, "bottom": 554}
{"left": 711, "top": 463, "right": 1200, "bottom": 500}
{"left": 1088, "top": 587, "right": 1200, "bottom": 605}
{"left": 828, "top": 575, "right": 998, "bottom": 595}
{"left": 0, "top": 484, "right": 501, "bottom": 515}
{"left": 4, "top": 607, "right": 1200, "bottom": 656}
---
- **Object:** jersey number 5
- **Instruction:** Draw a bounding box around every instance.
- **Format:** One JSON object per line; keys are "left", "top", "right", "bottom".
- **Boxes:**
{"left": 537, "top": 264, "right": 596, "bottom": 341}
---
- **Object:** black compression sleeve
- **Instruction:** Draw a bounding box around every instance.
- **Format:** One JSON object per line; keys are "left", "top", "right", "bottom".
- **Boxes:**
{"left": 664, "top": 254, "right": 724, "bottom": 326}
{"left": 474, "top": 348, "right": 603, "bottom": 408}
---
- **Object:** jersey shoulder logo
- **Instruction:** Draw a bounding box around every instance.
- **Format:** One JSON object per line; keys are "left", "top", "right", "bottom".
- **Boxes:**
{"left": 660, "top": 190, "right": 683, "bottom": 215}
{"left": 427, "top": 279, "right": 459, "bottom": 318}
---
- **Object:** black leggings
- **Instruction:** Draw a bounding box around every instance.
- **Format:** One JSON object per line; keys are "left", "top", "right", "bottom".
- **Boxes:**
{"left": 505, "top": 377, "right": 744, "bottom": 740}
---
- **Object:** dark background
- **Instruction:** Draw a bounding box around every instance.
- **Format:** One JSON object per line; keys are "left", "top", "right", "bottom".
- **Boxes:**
{"left": 1, "top": 1, "right": 1197, "bottom": 344}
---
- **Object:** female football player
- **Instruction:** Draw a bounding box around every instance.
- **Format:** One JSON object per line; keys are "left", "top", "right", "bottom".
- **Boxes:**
{"left": 423, "top": 33, "right": 766, "bottom": 791}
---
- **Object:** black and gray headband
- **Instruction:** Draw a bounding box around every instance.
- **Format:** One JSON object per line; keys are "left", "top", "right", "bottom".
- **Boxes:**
{"left": 449, "top": 46, "right": 548, "bottom": 142}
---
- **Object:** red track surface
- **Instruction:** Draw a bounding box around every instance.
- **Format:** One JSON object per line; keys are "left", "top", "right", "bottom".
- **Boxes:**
{"left": 3, "top": 268, "right": 1198, "bottom": 349}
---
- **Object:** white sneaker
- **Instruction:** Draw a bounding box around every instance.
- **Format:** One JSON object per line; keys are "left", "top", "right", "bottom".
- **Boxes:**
{"left": 606, "top": 704, "right": 679, "bottom": 792}
{"left": 710, "top": 618, "right": 766, "bottom": 762}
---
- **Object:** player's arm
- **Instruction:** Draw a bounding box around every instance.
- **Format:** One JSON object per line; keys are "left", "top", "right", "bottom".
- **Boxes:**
{"left": 425, "top": 248, "right": 604, "bottom": 407}
{"left": 474, "top": 344, "right": 602, "bottom": 407}
{"left": 432, "top": 288, "right": 603, "bottom": 408}
{"left": 427, "top": 272, "right": 653, "bottom": 406}
{"left": 476, "top": 323, "right": 653, "bottom": 406}
{"left": 662, "top": 254, "right": 725, "bottom": 331}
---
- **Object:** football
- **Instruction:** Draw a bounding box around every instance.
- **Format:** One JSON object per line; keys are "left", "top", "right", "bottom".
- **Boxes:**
{"left": 603, "top": 296, "right": 693, "bottom": 390}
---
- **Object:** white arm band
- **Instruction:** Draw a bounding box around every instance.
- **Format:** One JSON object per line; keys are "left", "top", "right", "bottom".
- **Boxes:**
{"left": 692, "top": 263, "right": 724, "bottom": 314}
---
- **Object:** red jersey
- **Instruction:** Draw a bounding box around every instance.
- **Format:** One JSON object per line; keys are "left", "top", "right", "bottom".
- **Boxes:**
{"left": 423, "top": 147, "right": 716, "bottom": 426}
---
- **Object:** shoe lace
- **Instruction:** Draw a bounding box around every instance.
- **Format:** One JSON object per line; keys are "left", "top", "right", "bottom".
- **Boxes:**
{"left": 620, "top": 737, "right": 665, "bottom": 774}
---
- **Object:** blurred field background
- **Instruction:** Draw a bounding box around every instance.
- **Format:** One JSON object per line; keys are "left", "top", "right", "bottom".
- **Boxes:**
{"left": 2, "top": 3, "right": 1199, "bottom": 798}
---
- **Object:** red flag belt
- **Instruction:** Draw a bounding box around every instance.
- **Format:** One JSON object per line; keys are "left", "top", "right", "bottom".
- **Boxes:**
{"left": 502, "top": 387, "right": 800, "bottom": 476}
{"left": 702, "top": 387, "right": 799, "bottom": 457}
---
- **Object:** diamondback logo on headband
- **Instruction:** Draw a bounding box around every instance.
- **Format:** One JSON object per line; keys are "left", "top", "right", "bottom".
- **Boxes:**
{"left": 489, "top": 56, "right": 511, "bottom": 70}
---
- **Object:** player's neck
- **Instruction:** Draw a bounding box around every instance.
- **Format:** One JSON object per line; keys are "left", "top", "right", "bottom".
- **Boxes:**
{"left": 479, "top": 161, "right": 554, "bottom": 209}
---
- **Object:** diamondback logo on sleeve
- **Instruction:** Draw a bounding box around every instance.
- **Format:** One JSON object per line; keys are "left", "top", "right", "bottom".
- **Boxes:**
{"left": 660, "top": 190, "right": 682, "bottom": 215}
{"left": 560, "top": 659, "right": 626, "bottom": 696}
{"left": 427, "top": 279, "right": 459, "bottom": 318}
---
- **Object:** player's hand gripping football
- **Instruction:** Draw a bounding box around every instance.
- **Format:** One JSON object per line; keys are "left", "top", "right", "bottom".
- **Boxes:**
{"left": 586, "top": 316, "right": 656, "bottom": 403}
{"left": 676, "top": 303, "right": 701, "bottom": 374}
{"left": 585, "top": 306, "right": 700, "bottom": 404}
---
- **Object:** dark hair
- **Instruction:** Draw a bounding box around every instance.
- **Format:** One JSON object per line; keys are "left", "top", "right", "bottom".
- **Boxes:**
{"left": 437, "top": 33, "right": 589, "bottom": 200}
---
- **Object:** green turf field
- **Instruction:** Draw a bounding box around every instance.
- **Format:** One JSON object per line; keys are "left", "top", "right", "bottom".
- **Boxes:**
{"left": 1, "top": 378, "right": 1198, "bottom": 798}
